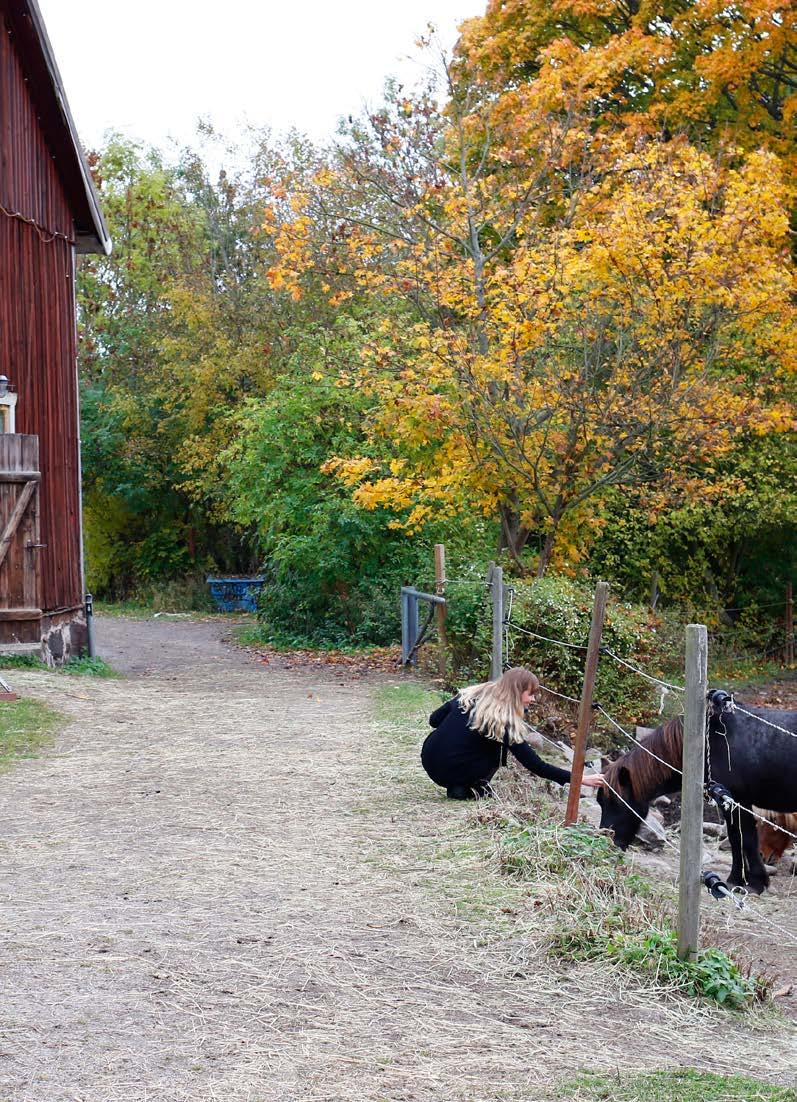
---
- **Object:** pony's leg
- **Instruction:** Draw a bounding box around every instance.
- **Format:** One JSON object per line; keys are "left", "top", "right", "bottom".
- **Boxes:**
{"left": 739, "top": 806, "right": 769, "bottom": 894}
{"left": 724, "top": 805, "right": 746, "bottom": 887}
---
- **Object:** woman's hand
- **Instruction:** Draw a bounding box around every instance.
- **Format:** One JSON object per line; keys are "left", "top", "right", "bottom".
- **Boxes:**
{"left": 580, "top": 774, "right": 605, "bottom": 788}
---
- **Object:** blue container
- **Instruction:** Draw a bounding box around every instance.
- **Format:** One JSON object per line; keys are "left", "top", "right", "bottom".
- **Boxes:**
{"left": 206, "top": 576, "right": 265, "bottom": 613}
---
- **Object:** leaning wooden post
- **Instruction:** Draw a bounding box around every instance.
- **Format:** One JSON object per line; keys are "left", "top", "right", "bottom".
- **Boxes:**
{"left": 678, "top": 623, "right": 708, "bottom": 961}
{"left": 434, "top": 544, "right": 447, "bottom": 681}
{"left": 491, "top": 566, "right": 504, "bottom": 680}
{"left": 565, "top": 580, "right": 609, "bottom": 826}
{"left": 786, "top": 582, "right": 794, "bottom": 667}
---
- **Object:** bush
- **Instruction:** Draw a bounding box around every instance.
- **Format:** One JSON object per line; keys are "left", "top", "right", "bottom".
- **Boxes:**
{"left": 445, "top": 571, "right": 679, "bottom": 725}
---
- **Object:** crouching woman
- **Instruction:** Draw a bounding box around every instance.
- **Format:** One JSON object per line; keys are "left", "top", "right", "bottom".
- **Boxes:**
{"left": 421, "top": 667, "right": 604, "bottom": 799}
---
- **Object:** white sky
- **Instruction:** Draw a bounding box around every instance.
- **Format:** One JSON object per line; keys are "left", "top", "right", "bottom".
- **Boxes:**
{"left": 38, "top": 1, "right": 482, "bottom": 156}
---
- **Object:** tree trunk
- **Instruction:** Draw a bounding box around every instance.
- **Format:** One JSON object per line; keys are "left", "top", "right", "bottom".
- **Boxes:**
{"left": 536, "top": 528, "right": 558, "bottom": 578}
{"left": 499, "top": 505, "right": 532, "bottom": 571}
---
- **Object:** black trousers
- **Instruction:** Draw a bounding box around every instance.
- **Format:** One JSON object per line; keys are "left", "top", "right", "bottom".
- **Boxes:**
{"left": 446, "top": 781, "right": 495, "bottom": 800}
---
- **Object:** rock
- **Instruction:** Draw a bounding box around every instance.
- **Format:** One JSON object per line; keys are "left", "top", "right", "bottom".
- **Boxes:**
{"left": 702, "top": 822, "right": 724, "bottom": 838}
{"left": 719, "top": 837, "right": 732, "bottom": 851}
{"left": 653, "top": 795, "right": 672, "bottom": 809}
{"left": 637, "top": 808, "right": 666, "bottom": 849}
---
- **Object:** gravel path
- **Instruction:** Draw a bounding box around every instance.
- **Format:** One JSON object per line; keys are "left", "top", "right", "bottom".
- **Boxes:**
{"left": 0, "top": 617, "right": 794, "bottom": 1101}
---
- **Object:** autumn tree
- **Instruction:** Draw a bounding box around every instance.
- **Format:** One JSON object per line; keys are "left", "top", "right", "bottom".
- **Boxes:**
{"left": 268, "top": 69, "right": 795, "bottom": 575}
{"left": 456, "top": 0, "right": 797, "bottom": 171}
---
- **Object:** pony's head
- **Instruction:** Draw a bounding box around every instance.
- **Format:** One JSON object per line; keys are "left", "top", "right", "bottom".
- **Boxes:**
{"left": 596, "top": 761, "right": 649, "bottom": 850}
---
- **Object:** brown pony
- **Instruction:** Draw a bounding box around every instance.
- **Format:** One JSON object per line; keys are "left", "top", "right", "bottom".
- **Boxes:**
{"left": 598, "top": 718, "right": 684, "bottom": 850}
{"left": 757, "top": 812, "right": 797, "bottom": 865}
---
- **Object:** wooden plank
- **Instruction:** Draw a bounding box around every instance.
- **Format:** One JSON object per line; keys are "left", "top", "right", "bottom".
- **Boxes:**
{"left": 21, "top": 474, "right": 39, "bottom": 611}
{"left": 565, "top": 580, "right": 609, "bottom": 826}
{"left": 0, "top": 471, "right": 41, "bottom": 481}
{"left": 0, "top": 480, "right": 36, "bottom": 570}
{"left": 0, "top": 608, "right": 42, "bottom": 620}
{"left": 678, "top": 623, "right": 708, "bottom": 961}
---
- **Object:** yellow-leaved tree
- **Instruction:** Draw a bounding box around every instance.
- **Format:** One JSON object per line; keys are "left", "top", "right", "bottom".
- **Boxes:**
{"left": 267, "top": 29, "right": 795, "bottom": 574}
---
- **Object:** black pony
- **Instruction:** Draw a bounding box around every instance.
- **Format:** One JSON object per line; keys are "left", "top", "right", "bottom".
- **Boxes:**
{"left": 596, "top": 691, "right": 797, "bottom": 894}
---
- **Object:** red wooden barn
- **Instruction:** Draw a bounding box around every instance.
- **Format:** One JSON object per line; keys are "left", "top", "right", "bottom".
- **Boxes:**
{"left": 0, "top": 0, "right": 110, "bottom": 660}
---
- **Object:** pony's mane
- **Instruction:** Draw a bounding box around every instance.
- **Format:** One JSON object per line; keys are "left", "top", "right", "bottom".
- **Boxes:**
{"left": 603, "top": 717, "right": 684, "bottom": 799}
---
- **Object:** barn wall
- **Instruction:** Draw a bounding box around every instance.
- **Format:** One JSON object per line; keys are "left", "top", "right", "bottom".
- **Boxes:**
{"left": 0, "top": 10, "right": 84, "bottom": 619}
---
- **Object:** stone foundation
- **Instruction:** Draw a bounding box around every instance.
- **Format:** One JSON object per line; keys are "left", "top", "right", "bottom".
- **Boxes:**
{"left": 41, "top": 610, "right": 89, "bottom": 667}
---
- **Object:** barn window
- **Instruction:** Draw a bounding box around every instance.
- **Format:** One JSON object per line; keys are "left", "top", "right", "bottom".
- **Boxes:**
{"left": 0, "top": 377, "right": 16, "bottom": 433}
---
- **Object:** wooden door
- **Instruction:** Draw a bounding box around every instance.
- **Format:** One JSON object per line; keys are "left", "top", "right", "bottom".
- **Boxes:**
{"left": 0, "top": 435, "right": 42, "bottom": 644}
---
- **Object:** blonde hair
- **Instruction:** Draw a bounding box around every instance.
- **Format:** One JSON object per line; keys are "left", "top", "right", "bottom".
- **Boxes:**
{"left": 457, "top": 667, "right": 541, "bottom": 746}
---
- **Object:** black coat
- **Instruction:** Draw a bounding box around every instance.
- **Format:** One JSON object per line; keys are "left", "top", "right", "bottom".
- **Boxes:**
{"left": 421, "top": 697, "right": 572, "bottom": 791}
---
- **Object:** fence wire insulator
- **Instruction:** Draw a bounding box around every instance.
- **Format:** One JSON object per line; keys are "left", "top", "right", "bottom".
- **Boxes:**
{"left": 702, "top": 870, "right": 734, "bottom": 902}
{"left": 705, "top": 780, "right": 734, "bottom": 811}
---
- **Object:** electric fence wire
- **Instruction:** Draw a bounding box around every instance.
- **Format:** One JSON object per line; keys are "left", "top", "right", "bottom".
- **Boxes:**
{"left": 595, "top": 704, "right": 684, "bottom": 776}
{"left": 732, "top": 703, "right": 797, "bottom": 740}
{"left": 539, "top": 683, "right": 581, "bottom": 705}
{"left": 710, "top": 886, "right": 797, "bottom": 947}
{"left": 600, "top": 647, "right": 685, "bottom": 695}
{"left": 507, "top": 622, "right": 588, "bottom": 651}
{"left": 710, "top": 789, "right": 797, "bottom": 845}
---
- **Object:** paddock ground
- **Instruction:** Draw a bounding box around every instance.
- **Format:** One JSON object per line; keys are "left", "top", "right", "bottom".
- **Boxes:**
{"left": 0, "top": 615, "right": 795, "bottom": 1102}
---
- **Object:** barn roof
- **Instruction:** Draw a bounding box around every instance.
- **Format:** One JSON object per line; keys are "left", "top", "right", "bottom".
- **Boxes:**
{"left": 3, "top": 0, "right": 111, "bottom": 255}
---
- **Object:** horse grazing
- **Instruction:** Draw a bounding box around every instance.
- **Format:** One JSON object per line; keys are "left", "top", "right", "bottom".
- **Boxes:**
{"left": 757, "top": 811, "right": 797, "bottom": 865}
{"left": 596, "top": 692, "right": 797, "bottom": 894}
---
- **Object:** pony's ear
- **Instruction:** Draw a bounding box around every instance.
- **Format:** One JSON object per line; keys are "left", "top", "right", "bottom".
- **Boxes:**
{"left": 600, "top": 755, "right": 612, "bottom": 772}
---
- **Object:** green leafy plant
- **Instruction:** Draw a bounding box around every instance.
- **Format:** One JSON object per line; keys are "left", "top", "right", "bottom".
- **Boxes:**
{"left": 592, "top": 928, "right": 760, "bottom": 1009}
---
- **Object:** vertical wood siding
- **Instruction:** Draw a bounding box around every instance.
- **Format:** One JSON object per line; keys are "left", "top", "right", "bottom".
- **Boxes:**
{"left": 0, "top": 11, "right": 83, "bottom": 614}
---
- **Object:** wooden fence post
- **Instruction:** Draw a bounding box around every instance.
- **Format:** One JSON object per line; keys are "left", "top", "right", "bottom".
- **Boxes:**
{"left": 678, "top": 623, "right": 708, "bottom": 961}
{"left": 786, "top": 582, "right": 794, "bottom": 667}
{"left": 434, "top": 544, "right": 447, "bottom": 681}
{"left": 565, "top": 580, "right": 609, "bottom": 826}
{"left": 491, "top": 565, "right": 503, "bottom": 680}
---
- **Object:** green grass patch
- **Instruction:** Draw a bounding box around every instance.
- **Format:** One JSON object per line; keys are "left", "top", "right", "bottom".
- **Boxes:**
{"left": 373, "top": 681, "right": 443, "bottom": 729}
{"left": 557, "top": 1069, "right": 795, "bottom": 1101}
{"left": 93, "top": 600, "right": 156, "bottom": 619}
{"left": 0, "top": 655, "right": 118, "bottom": 677}
{"left": 500, "top": 821, "right": 624, "bottom": 878}
{"left": 0, "top": 697, "right": 63, "bottom": 772}
{"left": 236, "top": 621, "right": 390, "bottom": 655}
{"left": 62, "top": 656, "right": 117, "bottom": 677}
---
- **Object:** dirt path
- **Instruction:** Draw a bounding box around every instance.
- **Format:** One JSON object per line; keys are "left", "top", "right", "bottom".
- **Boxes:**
{"left": 0, "top": 617, "right": 794, "bottom": 1102}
